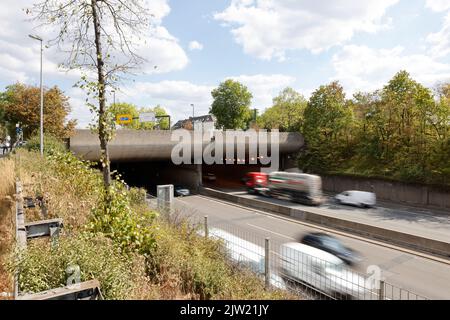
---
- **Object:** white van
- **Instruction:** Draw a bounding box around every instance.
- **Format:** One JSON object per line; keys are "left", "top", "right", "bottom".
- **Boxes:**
{"left": 280, "top": 242, "right": 372, "bottom": 299}
{"left": 335, "top": 191, "right": 376, "bottom": 208}
{"left": 208, "top": 228, "right": 286, "bottom": 290}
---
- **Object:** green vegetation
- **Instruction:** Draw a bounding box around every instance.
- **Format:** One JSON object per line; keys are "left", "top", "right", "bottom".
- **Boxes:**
{"left": 0, "top": 83, "right": 76, "bottom": 140}
{"left": 259, "top": 71, "right": 450, "bottom": 185}
{"left": 210, "top": 79, "right": 253, "bottom": 130}
{"left": 1, "top": 141, "right": 292, "bottom": 300}
{"left": 257, "top": 87, "right": 307, "bottom": 132}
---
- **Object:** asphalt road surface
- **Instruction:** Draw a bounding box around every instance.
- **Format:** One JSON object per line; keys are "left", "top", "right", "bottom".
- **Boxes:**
{"left": 174, "top": 195, "right": 450, "bottom": 300}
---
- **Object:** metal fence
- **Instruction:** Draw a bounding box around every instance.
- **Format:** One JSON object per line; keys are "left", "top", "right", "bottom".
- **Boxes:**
{"left": 146, "top": 191, "right": 428, "bottom": 301}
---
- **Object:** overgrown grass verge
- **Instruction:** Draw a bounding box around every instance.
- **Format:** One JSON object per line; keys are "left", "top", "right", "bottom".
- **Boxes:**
{"left": 0, "top": 158, "right": 15, "bottom": 299}
{"left": 3, "top": 140, "right": 293, "bottom": 300}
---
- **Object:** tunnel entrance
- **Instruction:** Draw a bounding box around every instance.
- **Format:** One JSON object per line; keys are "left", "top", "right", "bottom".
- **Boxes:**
{"left": 111, "top": 161, "right": 201, "bottom": 196}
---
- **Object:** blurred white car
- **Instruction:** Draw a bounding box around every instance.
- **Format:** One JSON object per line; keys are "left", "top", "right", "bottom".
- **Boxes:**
{"left": 208, "top": 228, "right": 286, "bottom": 290}
{"left": 335, "top": 191, "right": 376, "bottom": 208}
{"left": 280, "top": 242, "right": 373, "bottom": 299}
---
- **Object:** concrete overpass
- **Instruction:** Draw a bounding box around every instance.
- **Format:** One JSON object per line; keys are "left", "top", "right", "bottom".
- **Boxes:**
{"left": 69, "top": 129, "right": 304, "bottom": 162}
{"left": 69, "top": 129, "right": 304, "bottom": 193}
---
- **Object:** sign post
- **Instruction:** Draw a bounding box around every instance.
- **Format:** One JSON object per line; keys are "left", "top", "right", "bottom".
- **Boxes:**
{"left": 139, "top": 112, "right": 155, "bottom": 123}
{"left": 116, "top": 114, "right": 133, "bottom": 125}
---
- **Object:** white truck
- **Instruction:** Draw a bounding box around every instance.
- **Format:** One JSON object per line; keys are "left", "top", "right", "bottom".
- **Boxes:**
{"left": 268, "top": 172, "right": 324, "bottom": 206}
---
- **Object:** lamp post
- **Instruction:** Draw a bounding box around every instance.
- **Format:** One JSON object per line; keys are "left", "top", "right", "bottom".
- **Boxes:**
{"left": 112, "top": 90, "right": 116, "bottom": 106}
{"left": 190, "top": 103, "right": 194, "bottom": 119}
{"left": 29, "top": 34, "right": 44, "bottom": 156}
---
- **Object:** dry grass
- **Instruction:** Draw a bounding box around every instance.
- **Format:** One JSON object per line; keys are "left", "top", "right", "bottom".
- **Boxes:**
{"left": 0, "top": 158, "right": 16, "bottom": 299}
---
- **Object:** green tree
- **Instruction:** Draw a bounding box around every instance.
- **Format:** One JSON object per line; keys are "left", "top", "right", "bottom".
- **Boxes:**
{"left": 300, "top": 81, "right": 353, "bottom": 172}
{"left": 32, "top": 0, "right": 152, "bottom": 188}
{"left": 210, "top": 80, "right": 253, "bottom": 129}
{"left": 258, "top": 87, "right": 306, "bottom": 132}
{"left": 0, "top": 83, "right": 76, "bottom": 140}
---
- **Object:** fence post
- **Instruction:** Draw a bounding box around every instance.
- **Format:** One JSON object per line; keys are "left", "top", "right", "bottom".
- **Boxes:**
{"left": 265, "top": 238, "right": 270, "bottom": 290}
{"left": 204, "top": 216, "right": 208, "bottom": 239}
{"left": 378, "top": 280, "right": 385, "bottom": 300}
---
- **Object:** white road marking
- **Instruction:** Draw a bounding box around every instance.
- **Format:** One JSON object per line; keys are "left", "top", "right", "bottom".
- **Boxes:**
{"left": 246, "top": 223, "right": 297, "bottom": 241}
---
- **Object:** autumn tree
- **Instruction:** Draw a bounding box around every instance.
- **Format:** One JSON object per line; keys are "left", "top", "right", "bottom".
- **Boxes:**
{"left": 258, "top": 87, "right": 306, "bottom": 132}
{"left": 210, "top": 80, "right": 253, "bottom": 130}
{"left": 0, "top": 83, "right": 76, "bottom": 140}
{"left": 300, "top": 81, "right": 353, "bottom": 172}
{"left": 32, "top": 0, "right": 152, "bottom": 188}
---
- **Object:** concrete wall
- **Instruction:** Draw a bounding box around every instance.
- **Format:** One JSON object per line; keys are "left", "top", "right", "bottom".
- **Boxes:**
{"left": 321, "top": 175, "right": 450, "bottom": 210}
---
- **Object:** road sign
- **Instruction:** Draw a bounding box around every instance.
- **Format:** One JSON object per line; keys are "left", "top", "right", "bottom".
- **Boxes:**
{"left": 116, "top": 114, "right": 133, "bottom": 124}
{"left": 139, "top": 112, "right": 155, "bottom": 123}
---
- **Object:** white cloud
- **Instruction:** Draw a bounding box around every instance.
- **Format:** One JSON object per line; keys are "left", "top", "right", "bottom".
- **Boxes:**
{"left": 331, "top": 45, "right": 450, "bottom": 95}
{"left": 425, "top": 0, "right": 450, "bottom": 12}
{"left": 215, "top": 0, "right": 399, "bottom": 60}
{"left": 188, "top": 41, "right": 204, "bottom": 51}
{"left": 427, "top": 12, "right": 450, "bottom": 59}
{"left": 0, "top": 0, "right": 188, "bottom": 87}
{"left": 227, "top": 74, "right": 296, "bottom": 109}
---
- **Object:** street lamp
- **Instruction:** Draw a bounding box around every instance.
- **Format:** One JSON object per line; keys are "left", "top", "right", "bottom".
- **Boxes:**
{"left": 29, "top": 34, "right": 44, "bottom": 156}
{"left": 112, "top": 90, "right": 116, "bottom": 106}
{"left": 190, "top": 103, "right": 194, "bottom": 119}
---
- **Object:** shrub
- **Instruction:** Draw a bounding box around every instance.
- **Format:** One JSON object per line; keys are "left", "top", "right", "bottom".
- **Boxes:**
{"left": 25, "top": 134, "right": 67, "bottom": 155}
{"left": 11, "top": 233, "right": 141, "bottom": 299}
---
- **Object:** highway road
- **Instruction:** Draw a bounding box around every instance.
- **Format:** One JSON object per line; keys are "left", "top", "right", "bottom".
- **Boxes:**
{"left": 208, "top": 187, "right": 450, "bottom": 243}
{"left": 173, "top": 195, "right": 450, "bottom": 300}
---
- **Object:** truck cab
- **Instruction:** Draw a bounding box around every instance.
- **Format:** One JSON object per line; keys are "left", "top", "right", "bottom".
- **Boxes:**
{"left": 244, "top": 172, "right": 268, "bottom": 194}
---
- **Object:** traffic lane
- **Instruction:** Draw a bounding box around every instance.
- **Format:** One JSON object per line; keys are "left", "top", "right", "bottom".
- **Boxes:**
{"left": 176, "top": 195, "right": 450, "bottom": 300}
{"left": 234, "top": 191, "right": 450, "bottom": 243}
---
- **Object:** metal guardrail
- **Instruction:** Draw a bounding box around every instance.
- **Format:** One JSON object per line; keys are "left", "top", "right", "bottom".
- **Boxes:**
{"left": 147, "top": 192, "right": 429, "bottom": 301}
{"left": 14, "top": 180, "right": 102, "bottom": 300}
{"left": 16, "top": 280, "right": 103, "bottom": 300}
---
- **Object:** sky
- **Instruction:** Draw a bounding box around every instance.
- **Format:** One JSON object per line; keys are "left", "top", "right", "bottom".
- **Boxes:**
{"left": 0, "top": 0, "right": 450, "bottom": 128}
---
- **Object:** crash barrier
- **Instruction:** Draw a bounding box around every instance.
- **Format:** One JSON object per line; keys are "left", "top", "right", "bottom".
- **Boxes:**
{"left": 14, "top": 180, "right": 102, "bottom": 300}
{"left": 147, "top": 189, "right": 428, "bottom": 300}
{"left": 16, "top": 280, "right": 102, "bottom": 300}
{"left": 199, "top": 188, "right": 450, "bottom": 259}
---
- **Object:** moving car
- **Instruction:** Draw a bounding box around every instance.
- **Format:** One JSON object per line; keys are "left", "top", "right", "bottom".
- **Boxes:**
{"left": 203, "top": 173, "right": 217, "bottom": 182}
{"left": 174, "top": 185, "right": 190, "bottom": 197}
{"left": 280, "top": 242, "right": 371, "bottom": 299}
{"left": 335, "top": 191, "right": 376, "bottom": 208}
{"left": 268, "top": 172, "right": 324, "bottom": 206}
{"left": 208, "top": 228, "right": 286, "bottom": 290}
{"left": 243, "top": 172, "right": 268, "bottom": 194}
{"left": 299, "top": 233, "right": 362, "bottom": 266}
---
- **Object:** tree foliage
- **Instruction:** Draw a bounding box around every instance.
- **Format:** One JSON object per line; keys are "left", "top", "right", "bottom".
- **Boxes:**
{"left": 31, "top": 0, "right": 152, "bottom": 188}
{"left": 210, "top": 80, "right": 253, "bottom": 130}
{"left": 300, "top": 81, "right": 354, "bottom": 172}
{"left": 298, "top": 71, "right": 450, "bottom": 184}
{"left": 257, "top": 87, "right": 307, "bottom": 132}
{"left": 0, "top": 83, "right": 76, "bottom": 140}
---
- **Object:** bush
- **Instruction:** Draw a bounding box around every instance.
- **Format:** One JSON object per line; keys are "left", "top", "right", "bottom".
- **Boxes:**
{"left": 89, "top": 180, "right": 157, "bottom": 255}
{"left": 12, "top": 233, "right": 143, "bottom": 299}
{"left": 25, "top": 134, "right": 67, "bottom": 155}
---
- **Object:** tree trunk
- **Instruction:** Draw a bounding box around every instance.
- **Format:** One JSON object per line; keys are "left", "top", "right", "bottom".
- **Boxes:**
{"left": 91, "top": 0, "right": 111, "bottom": 188}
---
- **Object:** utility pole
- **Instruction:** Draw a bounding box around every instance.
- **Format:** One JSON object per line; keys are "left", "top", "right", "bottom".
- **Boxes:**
{"left": 29, "top": 34, "right": 44, "bottom": 156}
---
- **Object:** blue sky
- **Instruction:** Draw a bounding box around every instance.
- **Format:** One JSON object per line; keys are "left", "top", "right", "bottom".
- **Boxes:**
{"left": 1, "top": 0, "right": 449, "bottom": 127}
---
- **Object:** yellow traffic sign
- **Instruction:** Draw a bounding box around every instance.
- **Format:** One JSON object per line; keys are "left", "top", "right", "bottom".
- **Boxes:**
{"left": 116, "top": 114, "right": 133, "bottom": 124}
